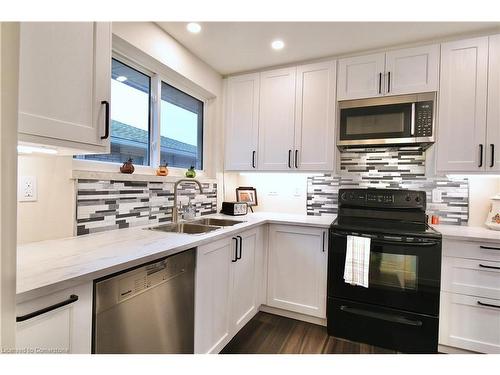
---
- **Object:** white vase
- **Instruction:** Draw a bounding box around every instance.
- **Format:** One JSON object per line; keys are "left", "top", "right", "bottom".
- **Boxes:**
{"left": 485, "top": 194, "right": 500, "bottom": 230}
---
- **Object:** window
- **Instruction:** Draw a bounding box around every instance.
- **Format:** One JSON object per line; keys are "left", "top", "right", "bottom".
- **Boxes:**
{"left": 77, "top": 57, "right": 205, "bottom": 171}
{"left": 160, "top": 82, "right": 203, "bottom": 170}
{"left": 78, "top": 59, "right": 151, "bottom": 165}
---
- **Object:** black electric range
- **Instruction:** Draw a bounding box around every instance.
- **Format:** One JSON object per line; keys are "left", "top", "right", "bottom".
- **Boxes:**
{"left": 327, "top": 188, "right": 442, "bottom": 354}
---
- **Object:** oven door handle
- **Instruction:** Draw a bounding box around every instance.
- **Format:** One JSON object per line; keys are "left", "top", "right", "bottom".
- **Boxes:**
{"left": 340, "top": 305, "right": 423, "bottom": 327}
{"left": 331, "top": 231, "right": 439, "bottom": 247}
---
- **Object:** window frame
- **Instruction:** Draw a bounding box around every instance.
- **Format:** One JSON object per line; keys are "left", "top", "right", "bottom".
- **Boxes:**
{"left": 73, "top": 49, "right": 208, "bottom": 175}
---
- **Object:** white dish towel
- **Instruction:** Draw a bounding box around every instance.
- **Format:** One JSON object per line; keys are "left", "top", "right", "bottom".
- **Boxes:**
{"left": 344, "top": 235, "right": 371, "bottom": 288}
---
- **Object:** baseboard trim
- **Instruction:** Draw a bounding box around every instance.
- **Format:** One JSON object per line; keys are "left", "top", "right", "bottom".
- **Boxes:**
{"left": 438, "top": 344, "right": 478, "bottom": 354}
{"left": 259, "top": 305, "right": 327, "bottom": 326}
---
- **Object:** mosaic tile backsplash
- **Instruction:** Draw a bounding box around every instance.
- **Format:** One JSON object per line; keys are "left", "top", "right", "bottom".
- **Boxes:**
{"left": 307, "top": 147, "right": 469, "bottom": 225}
{"left": 76, "top": 179, "right": 217, "bottom": 235}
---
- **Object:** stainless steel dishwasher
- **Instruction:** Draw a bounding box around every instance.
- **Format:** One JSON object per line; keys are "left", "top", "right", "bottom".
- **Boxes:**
{"left": 93, "top": 249, "right": 195, "bottom": 353}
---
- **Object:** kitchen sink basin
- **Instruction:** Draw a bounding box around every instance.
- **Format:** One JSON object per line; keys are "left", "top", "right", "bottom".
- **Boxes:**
{"left": 189, "top": 218, "right": 245, "bottom": 227}
{"left": 147, "top": 223, "right": 220, "bottom": 235}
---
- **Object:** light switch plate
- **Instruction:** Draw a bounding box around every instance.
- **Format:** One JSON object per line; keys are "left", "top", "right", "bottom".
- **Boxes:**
{"left": 432, "top": 189, "right": 442, "bottom": 203}
{"left": 18, "top": 176, "right": 37, "bottom": 202}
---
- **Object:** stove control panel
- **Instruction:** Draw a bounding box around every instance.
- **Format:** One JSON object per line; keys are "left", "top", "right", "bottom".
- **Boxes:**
{"left": 339, "top": 188, "right": 426, "bottom": 209}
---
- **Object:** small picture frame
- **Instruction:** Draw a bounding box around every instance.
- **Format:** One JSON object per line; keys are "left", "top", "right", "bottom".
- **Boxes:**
{"left": 236, "top": 187, "right": 258, "bottom": 209}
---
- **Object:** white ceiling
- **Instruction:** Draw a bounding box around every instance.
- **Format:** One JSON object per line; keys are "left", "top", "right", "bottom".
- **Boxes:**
{"left": 157, "top": 22, "right": 500, "bottom": 75}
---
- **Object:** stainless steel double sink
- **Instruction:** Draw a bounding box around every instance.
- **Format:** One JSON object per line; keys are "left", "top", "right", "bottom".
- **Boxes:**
{"left": 147, "top": 217, "right": 245, "bottom": 235}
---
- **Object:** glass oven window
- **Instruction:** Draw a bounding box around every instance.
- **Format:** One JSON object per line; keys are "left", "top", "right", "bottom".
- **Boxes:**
{"left": 369, "top": 252, "right": 418, "bottom": 291}
{"left": 345, "top": 113, "right": 405, "bottom": 135}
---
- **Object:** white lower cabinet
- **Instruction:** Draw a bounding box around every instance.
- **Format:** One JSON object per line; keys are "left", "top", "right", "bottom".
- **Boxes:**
{"left": 439, "top": 239, "right": 500, "bottom": 353}
{"left": 16, "top": 282, "right": 92, "bottom": 354}
{"left": 267, "top": 225, "right": 328, "bottom": 318}
{"left": 195, "top": 227, "right": 263, "bottom": 354}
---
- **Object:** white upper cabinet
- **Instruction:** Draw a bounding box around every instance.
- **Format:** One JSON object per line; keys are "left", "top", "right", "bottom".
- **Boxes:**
{"left": 258, "top": 67, "right": 297, "bottom": 170}
{"left": 224, "top": 73, "right": 260, "bottom": 170}
{"left": 487, "top": 34, "right": 500, "bottom": 171}
{"left": 294, "top": 61, "right": 336, "bottom": 171}
{"left": 337, "top": 44, "right": 439, "bottom": 100}
{"left": 337, "top": 53, "right": 385, "bottom": 100}
{"left": 436, "top": 37, "right": 489, "bottom": 173}
{"left": 385, "top": 44, "right": 440, "bottom": 95}
{"left": 18, "top": 22, "right": 111, "bottom": 154}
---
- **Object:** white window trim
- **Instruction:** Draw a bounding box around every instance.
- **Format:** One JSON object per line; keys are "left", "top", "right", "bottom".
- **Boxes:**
{"left": 73, "top": 44, "right": 210, "bottom": 178}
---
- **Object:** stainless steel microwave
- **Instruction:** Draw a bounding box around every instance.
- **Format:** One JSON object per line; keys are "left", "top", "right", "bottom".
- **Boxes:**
{"left": 337, "top": 92, "right": 436, "bottom": 149}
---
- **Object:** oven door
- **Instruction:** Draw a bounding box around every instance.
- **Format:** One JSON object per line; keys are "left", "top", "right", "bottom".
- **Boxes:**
{"left": 339, "top": 102, "right": 414, "bottom": 145}
{"left": 328, "top": 229, "right": 441, "bottom": 316}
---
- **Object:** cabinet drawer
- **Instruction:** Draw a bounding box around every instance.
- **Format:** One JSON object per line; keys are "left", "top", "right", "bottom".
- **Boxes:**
{"left": 443, "top": 239, "right": 500, "bottom": 262}
{"left": 439, "top": 291, "right": 500, "bottom": 353}
{"left": 442, "top": 256, "right": 500, "bottom": 299}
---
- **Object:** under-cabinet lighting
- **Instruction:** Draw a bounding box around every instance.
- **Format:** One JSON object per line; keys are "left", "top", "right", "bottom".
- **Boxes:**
{"left": 187, "top": 23, "right": 202, "bottom": 33}
{"left": 116, "top": 75, "right": 128, "bottom": 82}
{"left": 271, "top": 40, "right": 285, "bottom": 50}
{"left": 17, "top": 145, "right": 58, "bottom": 155}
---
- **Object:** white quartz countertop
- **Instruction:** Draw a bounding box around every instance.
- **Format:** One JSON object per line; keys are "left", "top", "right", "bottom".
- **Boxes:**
{"left": 17, "top": 212, "right": 334, "bottom": 301}
{"left": 432, "top": 224, "right": 500, "bottom": 243}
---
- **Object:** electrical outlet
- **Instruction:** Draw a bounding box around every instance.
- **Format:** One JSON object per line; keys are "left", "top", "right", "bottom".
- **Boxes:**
{"left": 18, "top": 176, "right": 37, "bottom": 202}
{"left": 432, "top": 189, "right": 442, "bottom": 203}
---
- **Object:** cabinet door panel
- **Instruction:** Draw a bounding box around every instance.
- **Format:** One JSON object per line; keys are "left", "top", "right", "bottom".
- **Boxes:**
{"left": 195, "top": 238, "right": 232, "bottom": 354}
{"left": 231, "top": 229, "right": 259, "bottom": 332}
{"left": 267, "top": 225, "right": 327, "bottom": 318}
{"left": 18, "top": 22, "right": 111, "bottom": 148}
{"left": 258, "top": 67, "right": 296, "bottom": 170}
{"left": 385, "top": 44, "right": 439, "bottom": 95}
{"left": 487, "top": 34, "right": 500, "bottom": 171}
{"left": 16, "top": 283, "right": 92, "bottom": 354}
{"left": 437, "top": 37, "right": 489, "bottom": 172}
{"left": 295, "top": 61, "right": 336, "bottom": 171}
{"left": 224, "top": 73, "right": 260, "bottom": 170}
{"left": 337, "top": 53, "right": 385, "bottom": 100}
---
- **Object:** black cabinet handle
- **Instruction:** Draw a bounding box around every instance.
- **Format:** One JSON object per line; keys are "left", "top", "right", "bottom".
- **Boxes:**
{"left": 479, "top": 144, "right": 484, "bottom": 168}
{"left": 16, "top": 295, "right": 79, "bottom": 322}
{"left": 490, "top": 144, "right": 495, "bottom": 168}
{"left": 378, "top": 73, "right": 382, "bottom": 94}
{"left": 387, "top": 71, "right": 391, "bottom": 93}
{"left": 236, "top": 235, "right": 242, "bottom": 260}
{"left": 288, "top": 150, "right": 292, "bottom": 168}
{"left": 477, "top": 300, "right": 500, "bottom": 309}
{"left": 231, "top": 237, "right": 238, "bottom": 262}
{"left": 100, "top": 100, "right": 110, "bottom": 140}
{"left": 294, "top": 150, "right": 299, "bottom": 169}
{"left": 322, "top": 231, "right": 326, "bottom": 252}
{"left": 252, "top": 151, "right": 256, "bottom": 169}
{"left": 480, "top": 245, "right": 500, "bottom": 251}
{"left": 340, "top": 305, "right": 422, "bottom": 326}
{"left": 479, "top": 263, "right": 500, "bottom": 270}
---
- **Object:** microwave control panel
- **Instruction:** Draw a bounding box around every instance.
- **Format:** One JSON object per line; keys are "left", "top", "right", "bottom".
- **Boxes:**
{"left": 415, "top": 101, "right": 434, "bottom": 137}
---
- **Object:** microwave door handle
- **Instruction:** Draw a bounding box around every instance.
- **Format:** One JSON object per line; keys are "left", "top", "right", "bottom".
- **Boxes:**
{"left": 410, "top": 103, "right": 416, "bottom": 136}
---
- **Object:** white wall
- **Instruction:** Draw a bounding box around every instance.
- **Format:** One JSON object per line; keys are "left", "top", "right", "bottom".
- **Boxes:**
{"left": 17, "top": 155, "right": 75, "bottom": 244}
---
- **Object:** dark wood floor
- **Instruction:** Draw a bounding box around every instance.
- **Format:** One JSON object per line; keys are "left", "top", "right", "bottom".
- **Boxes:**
{"left": 221, "top": 312, "right": 397, "bottom": 354}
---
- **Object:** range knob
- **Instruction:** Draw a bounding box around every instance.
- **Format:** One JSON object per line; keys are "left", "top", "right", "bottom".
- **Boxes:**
{"left": 341, "top": 192, "right": 347, "bottom": 201}
{"left": 405, "top": 195, "right": 411, "bottom": 202}
{"left": 348, "top": 193, "right": 355, "bottom": 200}
{"left": 415, "top": 196, "right": 421, "bottom": 203}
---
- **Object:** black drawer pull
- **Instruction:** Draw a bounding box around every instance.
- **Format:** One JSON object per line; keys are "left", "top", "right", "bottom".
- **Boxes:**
{"left": 288, "top": 150, "right": 292, "bottom": 168}
{"left": 479, "top": 263, "right": 500, "bottom": 270}
{"left": 491, "top": 144, "right": 495, "bottom": 168}
{"left": 479, "top": 144, "right": 484, "bottom": 168}
{"left": 236, "top": 235, "right": 242, "bottom": 260}
{"left": 479, "top": 245, "right": 500, "bottom": 251}
{"left": 378, "top": 73, "right": 382, "bottom": 94}
{"left": 387, "top": 71, "right": 391, "bottom": 93}
{"left": 477, "top": 301, "right": 500, "bottom": 309}
{"left": 100, "top": 100, "right": 110, "bottom": 140}
{"left": 340, "top": 305, "right": 422, "bottom": 327}
{"left": 16, "top": 295, "right": 79, "bottom": 322}
{"left": 322, "top": 232, "right": 326, "bottom": 252}
{"left": 231, "top": 237, "right": 238, "bottom": 262}
{"left": 252, "top": 151, "right": 256, "bottom": 169}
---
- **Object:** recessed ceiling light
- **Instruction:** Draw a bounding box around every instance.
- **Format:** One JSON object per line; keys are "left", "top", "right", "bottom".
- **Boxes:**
{"left": 116, "top": 75, "right": 128, "bottom": 82}
{"left": 271, "top": 40, "right": 285, "bottom": 50}
{"left": 187, "top": 23, "right": 201, "bottom": 34}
